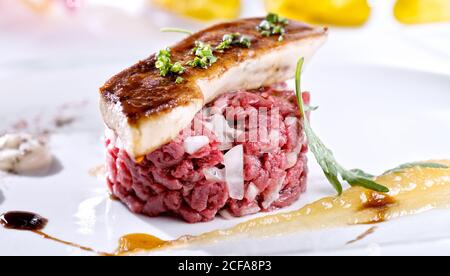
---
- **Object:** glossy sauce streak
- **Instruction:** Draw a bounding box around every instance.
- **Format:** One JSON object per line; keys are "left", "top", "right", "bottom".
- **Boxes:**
{"left": 114, "top": 234, "right": 168, "bottom": 255}
{"left": 32, "top": 230, "right": 103, "bottom": 255}
{"left": 361, "top": 192, "right": 397, "bottom": 209}
{"left": 120, "top": 160, "right": 450, "bottom": 254}
{"left": 346, "top": 226, "right": 378, "bottom": 245}
{"left": 358, "top": 192, "right": 398, "bottom": 223}
{"left": 0, "top": 211, "right": 105, "bottom": 255}
{"left": 2, "top": 160, "right": 449, "bottom": 255}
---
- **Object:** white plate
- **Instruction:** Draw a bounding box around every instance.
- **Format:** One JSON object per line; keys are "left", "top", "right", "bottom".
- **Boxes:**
{"left": 0, "top": 62, "right": 449, "bottom": 256}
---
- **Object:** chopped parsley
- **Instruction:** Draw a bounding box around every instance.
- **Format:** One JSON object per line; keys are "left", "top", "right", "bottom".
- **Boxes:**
{"left": 187, "top": 41, "right": 218, "bottom": 69}
{"left": 155, "top": 48, "right": 186, "bottom": 82}
{"left": 216, "top": 33, "right": 251, "bottom": 52}
{"left": 257, "top": 13, "right": 289, "bottom": 41}
{"left": 175, "top": 76, "right": 184, "bottom": 84}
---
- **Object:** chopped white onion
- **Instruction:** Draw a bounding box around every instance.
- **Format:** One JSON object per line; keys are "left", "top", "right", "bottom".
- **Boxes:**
{"left": 284, "top": 116, "right": 298, "bottom": 126}
{"left": 207, "top": 114, "right": 227, "bottom": 142}
{"left": 201, "top": 107, "right": 212, "bottom": 118}
{"left": 245, "top": 182, "right": 260, "bottom": 201}
{"left": 259, "top": 129, "right": 281, "bottom": 154}
{"left": 261, "top": 174, "right": 286, "bottom": 209}
{"left": 202, "top": 121, "right": 213, "bottom": 132}
{"left": 202, "top": 167, "right": 225, "bottom": 182}
{"left": 183, "top": 136, "right": 209, "bottom": 155}
{"left": 286, "top": 152, "right": 298, "bottom": 169}
{"left": 205, "top": 114, "right": 245, "bottom": 151}
{"left": 224, "top": 145, "right": 244, "bottom": 200}
{"left": 260, "top": 145, "right": 275, "bottom": 154}
{"left": 207, "top": 114, "right": 240, "bottom": 144}
{"left": 269, "top": 129, "right": 280, "bottom": 143}
{"left": 294, "top": 142, "right": 303, "bottom": 154}
{"left": 269, "top": 129, "right": 280, "bottom": 150}
{"left": 217, "top": 143, "right": 234, "bottom": 151}
{"left": 240, "top": 205, "right": 261, "bottom": 216}
{"left": 210, "top": 99, "right": 228, "bottom": 115}
{"left": 219, "top": 209, "right": 235, "bottom": 220}
{"left": 285, "top": 118, "right": 303, "bottom": 169}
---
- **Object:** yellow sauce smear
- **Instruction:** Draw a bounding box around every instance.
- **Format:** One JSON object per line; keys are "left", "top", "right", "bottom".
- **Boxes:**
{"left": 115, "top": 160, "right": 450, "bottom": 255}
{"left": 114, "top": 234, "right": 167, "bottom": 255}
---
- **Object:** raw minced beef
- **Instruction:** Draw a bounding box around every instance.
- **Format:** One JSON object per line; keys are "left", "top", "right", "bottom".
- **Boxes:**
{"left": 106, "top": 83, "right": 310, "bottom": 223}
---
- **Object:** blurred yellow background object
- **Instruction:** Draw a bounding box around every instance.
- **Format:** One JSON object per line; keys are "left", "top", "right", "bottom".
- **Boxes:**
{"left": 20, "top": 0, "right": 52, "bottom": 14}
{"left": 394, "top": 0, "right": 450, "bottom": 24}
{"left": 151, "top": 0, "right": 241, "bottom": 21}
{"left": 264, "top": 0, "right": 371, "bottom": 26}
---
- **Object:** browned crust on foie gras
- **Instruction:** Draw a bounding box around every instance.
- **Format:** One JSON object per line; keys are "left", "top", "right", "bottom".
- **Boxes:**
{"left": 100, "top": 18, "right": 328, "bottom": 125}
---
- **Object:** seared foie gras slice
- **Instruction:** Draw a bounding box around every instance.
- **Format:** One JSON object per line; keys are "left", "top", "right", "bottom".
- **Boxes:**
{"left": 100, "top": 17, "right": 327, "bottom": 158}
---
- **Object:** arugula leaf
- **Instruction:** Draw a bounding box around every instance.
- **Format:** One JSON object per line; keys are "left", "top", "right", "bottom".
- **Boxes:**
{"left": 383, "top": 162, "right": 448, "bottom": 175}
{"left": 341, "top": 170, "right": 389, "bottom": 192}
{"left": 349, "top": 169, "right": 375, "bottom": 179}
{"left": 295, "top": 58, "right": 389, "bottom": 195}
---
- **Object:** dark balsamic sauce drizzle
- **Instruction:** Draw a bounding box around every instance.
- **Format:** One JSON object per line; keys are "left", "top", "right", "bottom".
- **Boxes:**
{"left": 32, "top": 230, "right": 103, "bottom": 255}
{"left": 0, "top": 211, "right": 106, "bottom": 255}
{"left": 0, "top": 211, "right": 48, "bottom": 231}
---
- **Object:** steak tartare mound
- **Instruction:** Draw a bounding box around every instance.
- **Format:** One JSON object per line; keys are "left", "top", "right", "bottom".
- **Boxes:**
{"left": 106, "top": 84, "right": 310, "bottom": 223}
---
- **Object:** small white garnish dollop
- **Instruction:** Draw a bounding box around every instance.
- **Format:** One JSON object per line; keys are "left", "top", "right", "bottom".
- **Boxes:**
{"left": 0, "top": 133, "right": 53, "bottom": 175}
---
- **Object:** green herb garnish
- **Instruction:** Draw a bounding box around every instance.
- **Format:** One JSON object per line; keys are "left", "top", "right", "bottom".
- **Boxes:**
{"left": 170, "top": 61, "right": 185, "bottom": 74}
{"left": 383, "top": 162, "right": 448, "bottom": 175}
{"left": 160, "top": 27, "right": 193, "bottom": 35}
{"left": 175, "top": 76, "right": 184, "bottom": 84}
{"left": 216, "top": 33, "right": 252, "bottom": 52}
{"left": 349, "top": 169, "right": 375, "bottom": 179}
{"left": 257, "top": 13, "right": 289, "bottom": 41}
{"left": 187, "top": 41, "right": 218, "bottom": 69}
{"left": 155, "top": 48, "right": 173, "bottom": 77}
{"left": 295, "top": 58, "right": 389, "bottom": 195}
{"left": 155, "top": 48, "right": 186, "bottom": 82}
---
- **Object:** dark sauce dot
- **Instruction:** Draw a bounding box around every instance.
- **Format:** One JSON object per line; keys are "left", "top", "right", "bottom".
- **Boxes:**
{"left": 0, "top": 211, "right": 103, "bottom": 254}
{"left": 361, "top": 191, "right": 397, "bottom": 210}
{"left": 358, "top": 192, "right": 397, "bottom": 224}
{"left": 0, "top": 211, "right": 48, "bottom": 231}
{"left": 109, "top": 194, "right": 119, "bottom": 201}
